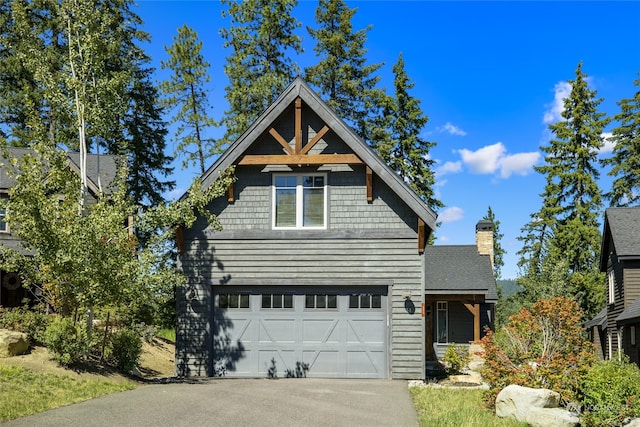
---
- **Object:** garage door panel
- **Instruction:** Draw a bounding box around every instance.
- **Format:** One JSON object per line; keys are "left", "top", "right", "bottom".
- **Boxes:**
{"left": 259, "top": 319, "right": 296, "bottom": 343}
{"left": 213, "top": 288, "right": 388, "bottom": 378}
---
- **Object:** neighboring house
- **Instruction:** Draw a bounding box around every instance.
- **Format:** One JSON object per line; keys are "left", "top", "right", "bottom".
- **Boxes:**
{"left": 0, "top": 147, "right": 118, "bottom": 308}
{"left": 424, "top": 220, "right": 497, "bottom": 360}
{"left": 588, "top": 207, "right": 640, "bottom": 366}
{"left": 175, "top": 78, "right": 496, "bottom": 379}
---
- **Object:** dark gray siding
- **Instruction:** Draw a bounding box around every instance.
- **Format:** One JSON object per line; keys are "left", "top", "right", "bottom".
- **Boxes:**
{"left": 447, "top": 301, "right": 474, "bottom": 343}
{"left": 178, "top": 166, "right": 425, "bottom": 379}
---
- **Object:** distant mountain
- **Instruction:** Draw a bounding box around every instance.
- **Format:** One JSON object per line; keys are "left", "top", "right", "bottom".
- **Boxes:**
{"left": 497, "top": 279, "right": 521, "bottom": 298}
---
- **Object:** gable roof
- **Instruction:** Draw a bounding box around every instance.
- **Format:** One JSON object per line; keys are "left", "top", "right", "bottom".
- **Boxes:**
{"left": 617, "top": 297, "right": 640, "bottom": 324}
{"left": 197, "top": 77, "right": 437, "bottom": 231}
{"left": 585, "top": 306, "right": 607, "bottom": 330}
{"left": 424, "top": 245, "right": 498, "bottom": 301}
{"left": 599, "top": 207, "right": 640, "bottom": 271}
{"left": 0, "top": 147, "right": 118, "bottom": 196}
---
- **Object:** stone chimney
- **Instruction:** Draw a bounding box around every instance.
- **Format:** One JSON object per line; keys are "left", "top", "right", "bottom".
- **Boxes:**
{"left": 475, "top": 220, "right": 494, "bottom": 269}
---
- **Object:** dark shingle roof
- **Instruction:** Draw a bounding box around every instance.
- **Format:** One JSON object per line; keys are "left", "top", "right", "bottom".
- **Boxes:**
{"left": 585, "top": 306, "right": 607, "bottom": 329}
{"left": 600, "top": 207, "right": 640, "bottom": 270}
{"left": 0, "top": 147, "right": 118, "bottom": 196}
{"left": 617, "top": 297, "right": 640, "bottom": 324}
{"left": 424, "top": 245, "right": 498, "bottom": 301}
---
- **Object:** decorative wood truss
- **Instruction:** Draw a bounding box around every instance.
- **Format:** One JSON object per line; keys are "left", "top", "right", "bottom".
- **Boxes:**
{"left": 237, "top": 98, "right": 364, "bottom": 167}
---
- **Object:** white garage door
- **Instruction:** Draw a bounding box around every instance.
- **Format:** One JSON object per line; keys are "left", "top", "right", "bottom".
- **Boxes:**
{"left": 211, "top": 287, "right": 388, "bottom": 378}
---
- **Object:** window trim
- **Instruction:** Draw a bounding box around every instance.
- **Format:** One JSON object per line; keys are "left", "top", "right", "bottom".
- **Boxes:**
{"left": 0, "top": 193, "right": 9, "bottom": 233}
{"left": 272, "top": 173, "right": 327, "bottom": 230}
{"left": 305, "top": 294, "right": 337, "bottom": 310}
{"left": 261, "top": 293, "right": 294, "bottom": 310}
{"left": 437, "top": 301, "right": 448, "bottom": 344}
{"left": 608, "top": 269, "right": 615, "bottom": 304}
{"left": 631, "top": 326, "right": 636, "bottom": 346}
{"left": 348, "top": 293, "right": 383, "bottom": 310}
{"left": 217, "top": 293, "right": 250, "bottom": 310}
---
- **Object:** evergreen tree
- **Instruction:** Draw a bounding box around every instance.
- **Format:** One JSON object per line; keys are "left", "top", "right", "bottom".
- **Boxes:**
{"left": 603, "top": 74, "right": 640, "bottom": 206}
{"left": 220, "top": 0, "right": 302, "bottom": 142}
{"left": 517, "top": 62, "right": 609, "bottom": 318}
{"left": 372, "top": 53, "right": 442, "bottom": 212}
{"left": 0, "top": 0, "right": 173, "bottom": 207}
{"left": 305, "top": 0, "right": 384, "bottom": 142}
{"left": 483, "top": 206, "right": 505, "bottom": 279}
{"left": 160, "top": 24, "right": 220, "bottom": 175}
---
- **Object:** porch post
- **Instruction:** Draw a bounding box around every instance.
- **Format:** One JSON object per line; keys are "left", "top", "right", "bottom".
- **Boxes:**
{"left": 464, "top": 303, "right": 481, "bottom": 342}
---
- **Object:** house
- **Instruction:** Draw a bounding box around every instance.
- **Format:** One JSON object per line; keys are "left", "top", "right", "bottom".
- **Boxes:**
{"left": 424, "top": 220, "right": 497, "bottom": 360}
{"left": 588, "top": 207, "right": 640, "bottom": 366}
{"left": 0, "top": 147, "right": 118, "bottom": 308}
{"left": 175, "top": 77, "right": 496, "bottom": 379}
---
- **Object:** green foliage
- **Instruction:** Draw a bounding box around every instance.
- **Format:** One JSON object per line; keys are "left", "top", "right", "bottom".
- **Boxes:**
{"left": 156, "top": 328, "right": 176, "bottom": 343}
{"left": 443, "top": 344, "right": 470, "bottom": 375}
{"left": 0, "top": 306, "right": 50, "bottom": 345}
{"left": 483, "top": 206, "right": 505, "bottom": 279}
{"left": 44, "top": 316, "right": 93, "bottom": 367}
{"left": 221, "top": 0, "right": 303, "bottom": 142}
{"left": 517, "top": 63, "right": 608, "bottom": 318}
{"left": 0, "top": 365, "right": 135, "bottom": 422}
{"left": 603, "top": 74, "right": 640, "bottom": 206}
{"left": 305, "top": 0, "right": 384, "bottom": 142}
{"left": 580, "top": 356, "right": 640, "bottom": 427}
{"left": 480, "top": 297, "right": 596, "bottom": 408}
{"left": 160, "top": 24, "right": 220, "bottom": 174}
{"left": 371, "top": 53, "right": 442, "bottom": 212}
{"left": 107, "top": 328, "right": 142, "bottom": 373}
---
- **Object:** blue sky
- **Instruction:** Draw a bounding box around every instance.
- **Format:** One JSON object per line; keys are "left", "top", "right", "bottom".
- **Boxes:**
{"left": 135, "top": 1, "right": 640, "bottom": 279}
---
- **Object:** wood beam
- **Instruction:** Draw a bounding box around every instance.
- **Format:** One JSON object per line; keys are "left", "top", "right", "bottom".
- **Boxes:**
{"left": 227, "top": 182, "right": 234, "bottom": 203}
{"left": 300, "top": 125, "right": 330, "bottom": 155}
{"left": 418, "top": 218, "right": 426, "bottom": 254}
{"left": 295, "top": 97, "right": 302, "bottom": 154}
{"left": 268, "top": 128, "right": 294, "bottom": 155}
{"left": 237, "top": 154, "right": 363, "bottom": 166}
{"left": 464, "top": 303, "right": 481, "bottom": 342}
{"left": 366, "top": 166, "right": 373, "bottom": 202}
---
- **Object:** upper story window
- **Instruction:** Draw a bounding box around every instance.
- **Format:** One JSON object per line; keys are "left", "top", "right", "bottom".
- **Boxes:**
{"left": 273, "top": 174, "right": 326, "bottom": 229}
{"left": 0, "top": 193, "right": 8, "bottom": 233}
{"left": 608, "top": 269, "right": 616, "bottom": 304}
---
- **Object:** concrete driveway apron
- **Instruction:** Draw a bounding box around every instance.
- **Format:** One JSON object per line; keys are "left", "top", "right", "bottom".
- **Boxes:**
{"left": 4, "top": 378, "right": 419, "bottom": 427}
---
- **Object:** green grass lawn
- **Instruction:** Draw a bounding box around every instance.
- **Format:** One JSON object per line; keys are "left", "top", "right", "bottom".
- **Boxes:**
{"left": 410, "top": 386, "right": 528, "bottom": 427}
{"left": 156, "top": 327, "right": 176, "bottom": 343}
{"left": 0, "top": 365, "right": 136, "bottom": 422}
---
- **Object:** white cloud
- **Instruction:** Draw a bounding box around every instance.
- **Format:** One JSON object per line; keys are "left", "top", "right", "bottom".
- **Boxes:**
{"left": 543, "top": 81, "right": 572, "bottom": 124}
{"left": 456, "top": 142, "right": 540, "bottom": 178}
{"left": 438, "top": 206, "right": 464, "bottom": 223}
{"left": 437, "top": 235, "right": 450, "bottom": 242}
{"left": 436, "top": 160, "right": 463, "bottom": 177}
{"left": 499, "top": 152, "right": 542, "bottom": 178}
{"left": 598, "top": 132, "right": 615, "bottom": 156}
{"left": 439, "top": 122, "right": 467, "bottom": 136}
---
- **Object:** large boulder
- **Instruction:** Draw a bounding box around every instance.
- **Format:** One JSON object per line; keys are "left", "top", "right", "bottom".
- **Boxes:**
{"left": 0, "top": 329, "right": 29, "bottom": 357}
{"left": 496, "top": 384, "right": 579, "bottom": 427}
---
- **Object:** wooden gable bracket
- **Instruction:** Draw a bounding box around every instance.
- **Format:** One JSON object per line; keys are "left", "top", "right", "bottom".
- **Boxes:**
{"left": 176, "top": 225, "right": 185, "bottom": 254}
{"left": 366, "top": 166, "right": 373, "bottom": 202}
{"left": 238, "top": 97, "right": 363, "bottom": 166}
{"left": 418, "top": 218, "right": 426, "bottom": 254}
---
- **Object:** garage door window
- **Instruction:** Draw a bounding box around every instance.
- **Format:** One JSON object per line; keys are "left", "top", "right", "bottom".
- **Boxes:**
{"left": 305, "top": 294, "right": 337, "bottom": 309}
{"left": 262, "top": 293, "right": 293, "bottom": 309}
{"left": 349, "top": 293, "right": 382, "bottom": 309}
{"left": 218, "top": 293, "right": 249, "bottom": 309}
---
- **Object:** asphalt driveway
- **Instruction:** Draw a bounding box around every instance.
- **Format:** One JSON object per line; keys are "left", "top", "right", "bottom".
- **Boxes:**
{"left": 4, "top": 378, "right": 418, "bottom": 427}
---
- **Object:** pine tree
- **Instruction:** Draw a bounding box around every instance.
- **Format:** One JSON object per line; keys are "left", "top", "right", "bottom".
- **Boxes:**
{"left": 483, "top": 206, "right": 505, "bottom": 279}
{"left": 160, "top": 24, "right": 220, "bottom": 175}
{"left": 372, "top": 53, "right": 442, "bottom": 212}
{"left": 220, "top": 0, "right": 302, "bottom": 142}
{"left": 517, "top": 62, "right": 609, "bottom": 317}
{"left": 305, "top": 0, "right": 384, "bottom": 142}
{"left": 0, "top": 0, "right": 174, "bottom": 206}
{"left": 603, "top": 74, "right": 640, "bottom": 206}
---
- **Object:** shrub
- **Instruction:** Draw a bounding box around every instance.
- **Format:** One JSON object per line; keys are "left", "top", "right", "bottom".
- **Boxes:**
{"left": 0, "top": 306, "right": 50, "bottom": 345}
{"left": 480, "top": 296, "right": 595, "bottom": 408}
{"left": 580, "top": 355, "right": 640, "bottom": 426}
{"left": 107, "top": 328, "right": 142, "bottom": 373}
{"left": 43, "top": 316, "right": 92, "bottom": 366}
{"left": 444, "top": 344, "right": 470, "bottom": 375}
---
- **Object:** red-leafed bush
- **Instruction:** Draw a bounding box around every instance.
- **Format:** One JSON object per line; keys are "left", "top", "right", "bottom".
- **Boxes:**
{"left": 480, "top": 296, "right": 595, "bottom": 408}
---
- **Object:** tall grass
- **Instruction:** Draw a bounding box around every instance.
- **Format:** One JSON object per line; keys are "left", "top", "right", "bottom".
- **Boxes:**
{"left": 410, "top": 386, "right": 528, "bottom": 427}
{"left": 156, "top": 327, "right": 175, "bottom": 342}
{"left": 0, "top": 365, "right": 135, "bottom": 422}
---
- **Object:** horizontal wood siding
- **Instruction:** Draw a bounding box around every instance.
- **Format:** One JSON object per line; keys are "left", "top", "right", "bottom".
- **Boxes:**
{"left": 606, "top": 254, "right": 624, "bottom": 359}
{"left": 448, "top": 302, "right": 474, "bottom": 343}
{"left": 623, "top": 261, "right": 640, "bottom": 307}
{"left": 179, "top": 237, "right": 424, "bottom": 379}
